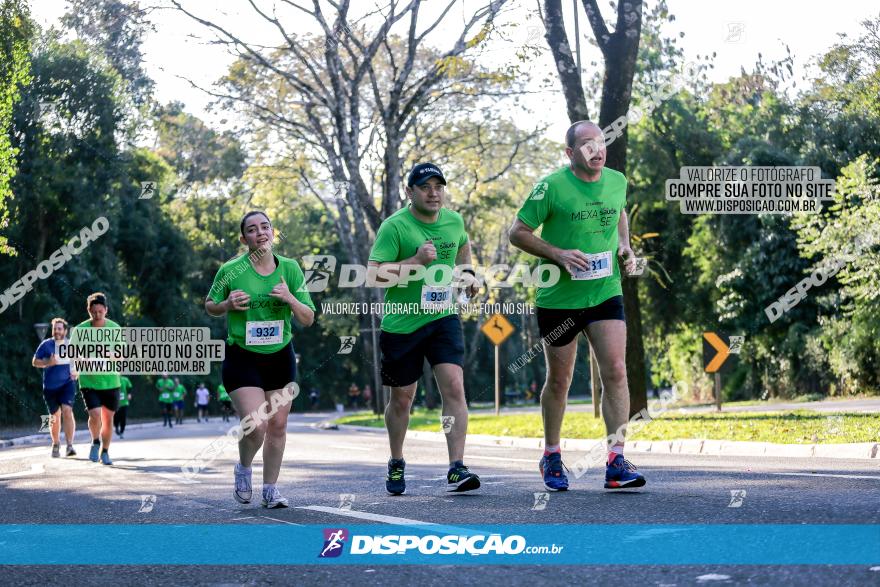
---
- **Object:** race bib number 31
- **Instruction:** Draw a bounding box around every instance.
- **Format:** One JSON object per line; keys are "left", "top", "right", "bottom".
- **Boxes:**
{"left": 421, "top": 285, "right": 452, "bottom": 310}
{"left": 571, "top": 251, "right": 613, "bottom": 280}
{"left": 246, "top": 320, "right": 284, "bottom": 346}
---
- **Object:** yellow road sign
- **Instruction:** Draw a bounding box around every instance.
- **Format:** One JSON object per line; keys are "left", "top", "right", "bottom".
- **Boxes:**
{"left": 481, "top": 313, "right": 515, "bottom": 346}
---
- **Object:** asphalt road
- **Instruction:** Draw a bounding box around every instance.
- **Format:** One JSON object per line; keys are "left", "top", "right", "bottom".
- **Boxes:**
{"left": 1, "top": 413, "right": 878, "bottom": 586}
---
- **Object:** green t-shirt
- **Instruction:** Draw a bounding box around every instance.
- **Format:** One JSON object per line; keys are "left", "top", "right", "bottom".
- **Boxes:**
{"left": 208, "top": 253, "right": 316, "bottom": 354}
{"left": 217, "top": 384, "right": 230, "bottom": 401}
{"left": 72, "top": 319, "right": 122, "bottom": 390}
{"left": 118, "top": 376, "right": 132, "bottom": 407}
{"left": 172, "top": 384, "right": 186, "bottom": 402}
{"left": 368, "top": 207, "right": 468, "bottom": 334}
{"left": 517, "top": 166, "right": 627, "bottom": 309}
{"left": 156, "top": 377, "right": 174, "bottom": 403}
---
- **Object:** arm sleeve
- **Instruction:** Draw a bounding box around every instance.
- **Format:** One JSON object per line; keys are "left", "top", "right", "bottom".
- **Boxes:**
{"left": 208, "top": 264, "right": 230, "bottom": 304}
{"left": 34, "top": 340, "right": 51, "bottom": 360}
{"left": 368, "top": 222, "right": 400, "bottom": 263}
{"left": 458, "top": 215, "right": 468, "bottom": 248}
{"left": 286, "top": 260, "right": 316, "bottom": 311}
{"left": 516, "top": 180, "right": 552, "bottom": 229}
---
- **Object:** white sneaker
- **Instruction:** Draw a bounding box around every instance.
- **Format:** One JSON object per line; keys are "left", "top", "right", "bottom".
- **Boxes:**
{"left": 233, "top": 463, "right": 252, "bottom": 504}
{"left": 261, "top": 486, "right": 289, "bottom": 509}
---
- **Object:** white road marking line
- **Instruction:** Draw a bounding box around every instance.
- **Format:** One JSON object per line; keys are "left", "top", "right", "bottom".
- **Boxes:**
{"left": 765, "top": 472, "right": 880, "bottom": 481}
{"left": 0, "top": 448, "right": 47, "bottom": 461}
{"left": 231, "top": 516, "right": 254, "bottom": 521}
{"left": 259, "top": 515, "right": 301, "bottom": 525}
{"left": 465, "top": 455, "right": 537, "bottom": 464}
{"left": 154, "top": 472, "right": 200, "bottom": 484}
{"left": 326, "top": 444, "right": 373, "bottom": 451}
{"left": 296, "top": 506, "right": 436, "bottom": 526}
{"left": 0, "top": 463, "right": 44, "bottom": 479}
{"left": 296, "top": 505, "right": 476, "bottom": 535}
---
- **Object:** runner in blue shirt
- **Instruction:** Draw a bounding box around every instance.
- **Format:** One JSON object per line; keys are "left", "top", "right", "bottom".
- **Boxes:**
{"left": 32, "top": 318, "right": 78, "bottom": 458}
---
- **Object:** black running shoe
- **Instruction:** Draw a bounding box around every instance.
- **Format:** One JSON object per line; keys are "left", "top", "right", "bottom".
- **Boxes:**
{"left": 447, "top": 461, "right": 481, "bottom": 493}
{"left": 386, "top": 458, "right": 406, "bottom": 495}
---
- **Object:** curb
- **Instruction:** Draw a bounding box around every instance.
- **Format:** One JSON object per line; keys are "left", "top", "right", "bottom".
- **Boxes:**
{"left": 335, "top": 425, "right": 880, "bottom": 460}
{"left": 0, "top": 421, "right": 166, "bottom": 449}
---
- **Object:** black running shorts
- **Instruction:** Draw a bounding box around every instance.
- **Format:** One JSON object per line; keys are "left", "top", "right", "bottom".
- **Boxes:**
{"left": 222, "top": 341, "right": 297, "bottom": 393}
{"left": 379, "top": 315, "right": 464, "bottom": 387}
{"left": 535, "top": 295, "right": 626, "bottom": 347}
{"left": 81, "top": 387, "right": 120, "bottom": 411}
{"left": 43, "top": 380, "right": 77, "bottom": 414}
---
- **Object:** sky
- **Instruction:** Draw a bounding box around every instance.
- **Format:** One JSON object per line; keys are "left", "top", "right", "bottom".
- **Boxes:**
{"left": 28, "top": 0, "right": 879, "bottom": 142}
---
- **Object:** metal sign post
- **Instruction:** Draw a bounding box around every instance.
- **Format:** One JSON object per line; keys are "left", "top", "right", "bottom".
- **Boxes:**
{"left": 481, "top": 314, "right": 515, "bottom": 416}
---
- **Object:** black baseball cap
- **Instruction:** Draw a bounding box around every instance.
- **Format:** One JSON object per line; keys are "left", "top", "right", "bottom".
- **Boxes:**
{"left": 407, "top": 163, "right": 446, "bottom": 187}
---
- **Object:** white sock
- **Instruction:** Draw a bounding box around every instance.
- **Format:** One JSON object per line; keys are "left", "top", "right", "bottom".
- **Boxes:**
{"left": 263, "top": 483, "right": 275, "bottom": 495}
{"left": 236, "top": 463, "right": 251, "bottom": 473}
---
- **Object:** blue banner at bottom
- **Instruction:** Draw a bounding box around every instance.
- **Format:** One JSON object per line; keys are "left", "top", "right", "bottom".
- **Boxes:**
{"left": 2, "top": 524, "right": 878, "bottom": 565}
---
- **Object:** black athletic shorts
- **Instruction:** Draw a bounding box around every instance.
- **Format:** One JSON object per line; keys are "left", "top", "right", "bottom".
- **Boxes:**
{"left": 43, "top": 380, "right": 77, "bottom": 414}
{"left": 535, "top": 295, "right": 625, "bottom": 347}
{"left": 379, "top": 315, "right": 464, "bottom": 387}
{"left": 222, "top": 341, "right": 297, "bottom": 393}
{"left": 81, "top": 387, "right": 120, "bottom": 411}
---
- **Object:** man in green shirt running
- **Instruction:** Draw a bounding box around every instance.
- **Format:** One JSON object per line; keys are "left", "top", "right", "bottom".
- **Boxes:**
{"left": 114, "top": 376, "right": 133, "bottom": 438}
{"left": 368, "top": 163, "right": 481, "bottom": 496}
{"left": 157, "top": 372, "right": 174, "bottom": 428}
{"left": 72, "top": 292, "right": 121, "bottom": 465}
{"left": 509, "top": 121, "right": 645, "bottom": 491}
{"left": 206, "top": 210, "right": 315, "bottom": 508}
{"left": 172, "top": 377, "right": 186, "bottom": 425}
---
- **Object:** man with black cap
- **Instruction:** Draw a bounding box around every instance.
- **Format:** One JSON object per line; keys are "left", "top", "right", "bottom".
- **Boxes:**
{"left": 367, "top": 162, "right": 481, "bottom": 495}
{"left": 72, "top": 292, "right": 122, "bottom": 465}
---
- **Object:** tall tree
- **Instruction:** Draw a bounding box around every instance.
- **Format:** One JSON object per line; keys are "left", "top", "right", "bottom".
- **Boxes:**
{"left": 541, "top": 0, "right": 647, "bottom": 416}
{"left": 170, "top": 0, "right": 515, "bottom": 270}
{"left": 61, "top": 0, "right": 154, "bottom": 105}
{"left": 0, "top": 0, "right": 32, "bottom": 256}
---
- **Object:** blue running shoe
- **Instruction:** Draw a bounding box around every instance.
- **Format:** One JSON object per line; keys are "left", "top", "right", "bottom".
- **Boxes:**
{"left": 539, "top": 452, "right": 569, "bottom": 491}
{"left": 100, "top": 451, "right": 113, "bottom": 466}
{"left": 604, "top": 454, "right": 646, "bottom": 489}
{"left": 386, "top": 458, "right": 406, "bottom": 495}
{"left": 89, "top": 442, "right": 100, "bottom": 462}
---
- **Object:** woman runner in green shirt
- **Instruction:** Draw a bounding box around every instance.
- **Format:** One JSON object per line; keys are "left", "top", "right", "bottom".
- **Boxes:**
{"left": 206, "top": 211, "right": 315, "bottom": 508}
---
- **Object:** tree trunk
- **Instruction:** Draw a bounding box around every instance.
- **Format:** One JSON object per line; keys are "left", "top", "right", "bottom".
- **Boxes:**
{"left": 542, "top": 0, "right": 590, "bottom": 122}
{"left": 622, "top": 277, "right": 647, "bottom": 416}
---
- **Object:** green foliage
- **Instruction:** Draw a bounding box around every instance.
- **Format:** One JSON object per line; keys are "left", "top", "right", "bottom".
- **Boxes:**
{"left": 336, "top": 408, "right": 880, "bottom": 444}
{"left": 0, "top": 0, "right": 32, "bottom": 255}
